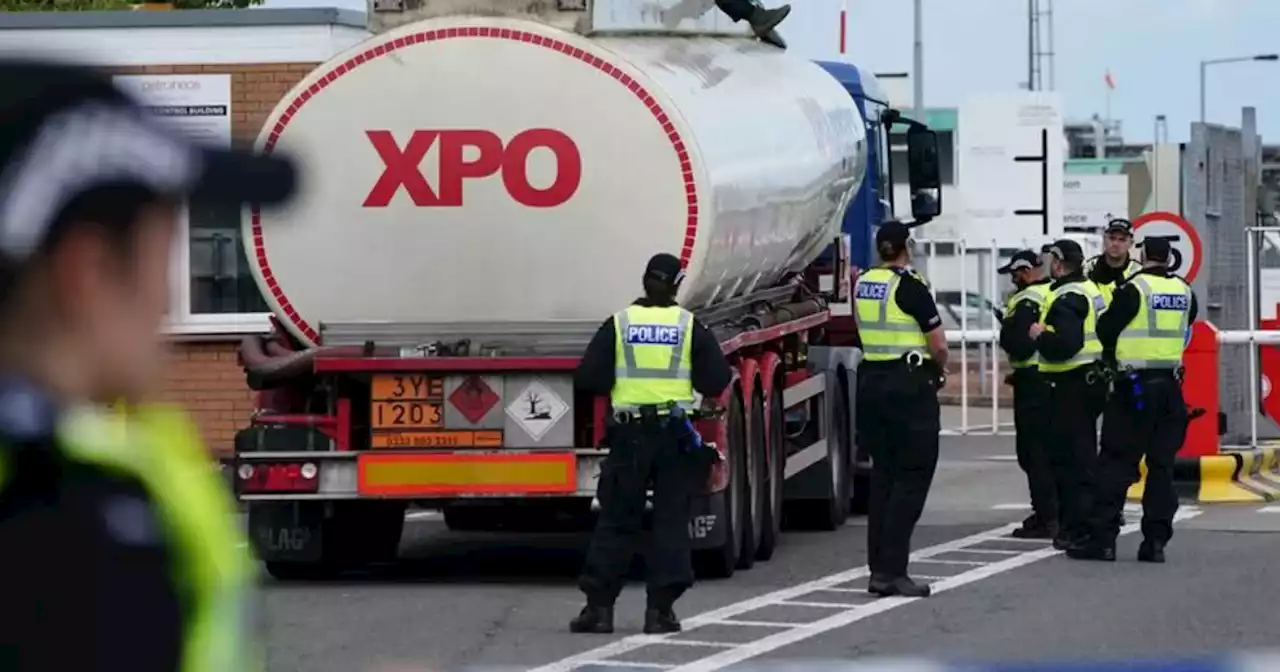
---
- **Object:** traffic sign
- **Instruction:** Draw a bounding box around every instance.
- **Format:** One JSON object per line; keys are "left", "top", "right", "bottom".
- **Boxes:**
{"left": 1132, "top": 210, "right": 1203, "bottom": 283}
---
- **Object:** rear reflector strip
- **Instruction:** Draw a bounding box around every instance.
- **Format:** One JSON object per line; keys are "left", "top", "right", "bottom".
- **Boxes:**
{"left": 357, "top": 453, "right": 577, "bottom": 496}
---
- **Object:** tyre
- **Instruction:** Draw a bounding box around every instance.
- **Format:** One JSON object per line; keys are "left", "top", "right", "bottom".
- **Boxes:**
{"left": 737, "top": 388, "right": 766, "bottom": 570}
{"left": 756, "top": 383, "right": 785, "bottom": 561}
{"left": 443, "top": 506, "right": 494, "bottom": 531}
{"left": 695, "top": 391, "right": 745, "bottom": 579}
{"left": 814, "top": 380, "right": 851, "bottom": 531}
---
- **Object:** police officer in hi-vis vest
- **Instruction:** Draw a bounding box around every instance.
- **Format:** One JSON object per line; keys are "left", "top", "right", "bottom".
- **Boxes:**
{"left": 0, "top": 59, "right": 296, "bottom": 670}
{"left": 1067, "top": 237, "right": 1199, "bottom": 564}
{"left": 996, "top": 249, "right": 1057, "bottom": 539}
{"left": 1085, "top": 218, "right": 1143, "bottom": 306}
{"left": 1029, "top": 239, "right": 1109, "bottom": 550}
{"left": 571, "top": 253, "right": 732, "bottom": 635}
{"left": 853, "top": 221, "right": 948, "bottom": 599}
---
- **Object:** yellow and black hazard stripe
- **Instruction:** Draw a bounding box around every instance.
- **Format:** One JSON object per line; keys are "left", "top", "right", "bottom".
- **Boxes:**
{"left": 1128, "top": 448, "right": 1280, "bottom": 503}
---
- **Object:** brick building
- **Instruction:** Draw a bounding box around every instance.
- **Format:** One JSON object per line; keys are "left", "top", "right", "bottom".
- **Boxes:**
{"left": 0, "top": 9, "right": 370, "bottom": 454}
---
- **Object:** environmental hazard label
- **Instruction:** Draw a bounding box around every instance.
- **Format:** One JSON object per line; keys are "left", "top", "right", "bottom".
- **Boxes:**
{"left": 506, "top": 379, "right": 568, "bottom": 442}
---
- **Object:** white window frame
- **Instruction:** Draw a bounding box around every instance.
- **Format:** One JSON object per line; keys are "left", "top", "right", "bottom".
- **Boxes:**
{"left": 164, "top": 202, "right": 273, "bottom": 337}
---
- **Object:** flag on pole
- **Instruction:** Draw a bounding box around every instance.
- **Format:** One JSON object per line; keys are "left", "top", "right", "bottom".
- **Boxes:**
{"left": 1104, "top": 70, "right": 1116, "bottom": 90}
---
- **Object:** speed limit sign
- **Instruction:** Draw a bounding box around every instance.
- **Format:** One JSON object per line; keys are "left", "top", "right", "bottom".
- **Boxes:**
{"left": 1132, "top": 211, "right": 1203, "bottom": 283}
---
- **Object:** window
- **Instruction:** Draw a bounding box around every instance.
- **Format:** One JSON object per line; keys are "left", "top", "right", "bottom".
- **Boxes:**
{"left": 114, "top": 72, "right": 272, "bottom": 336}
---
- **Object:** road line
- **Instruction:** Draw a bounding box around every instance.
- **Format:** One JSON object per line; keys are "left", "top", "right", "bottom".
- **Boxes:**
{"left": 530, "top": 511, "right": 1201, "bottom": 672}
{"left": 1258, "top": 505, "right": 1280, "bottom": 513}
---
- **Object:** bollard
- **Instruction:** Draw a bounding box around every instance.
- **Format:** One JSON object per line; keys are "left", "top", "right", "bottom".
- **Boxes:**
{"left": 1179, "top": 320, "right": 1220, "bottom": 458}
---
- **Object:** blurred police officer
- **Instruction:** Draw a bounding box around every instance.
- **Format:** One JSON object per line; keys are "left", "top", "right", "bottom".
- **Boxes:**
{"left": 1029, "top": 239, "right": 1109, "bottom": 549}
{"left": 1068, "top": 238, "right": 1198, "bottom": 563}
{"left": 571, "top": 253, "right": 732, "bottom": 634}
{"left": 996, "top": 250, "right": 1057, "bottom": 539}
{"left": 854, "top": 221, "right": 948, "bottom": 598}
{"left": 0, "top": 58, "right": 296, "bottom": 671}
{"left": 1085, "top": 218, "right": 1143, "bottom": 305}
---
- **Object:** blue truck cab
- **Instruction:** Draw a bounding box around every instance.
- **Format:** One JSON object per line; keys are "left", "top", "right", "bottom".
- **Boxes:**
{"left": 813, "top": 61, "right": 894, "bottom": 272}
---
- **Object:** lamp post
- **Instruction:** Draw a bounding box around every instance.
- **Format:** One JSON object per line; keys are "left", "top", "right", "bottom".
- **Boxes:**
{"left": 1200, "top": 54, "right": 1279, "bottom": 123}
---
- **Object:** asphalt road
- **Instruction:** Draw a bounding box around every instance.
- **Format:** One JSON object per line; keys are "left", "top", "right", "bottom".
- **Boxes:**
{"left": 259, "top": 409, "right": 1280, "bottom": 671}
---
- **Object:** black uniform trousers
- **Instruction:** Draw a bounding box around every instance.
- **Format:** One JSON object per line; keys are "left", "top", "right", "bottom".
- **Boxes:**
{"left": 1011, "top": 368, "right": 1057, "bottom": 524}
{"left": 715, "top": 0, "right": 757, "bottom": 22}
{"left": 1084, "top": 371, "right": 1186, "bottom": 546}
{"left": 857, "top": 363, "right": 941, "bottom": 578}
{"left": 579, "top": 418, "right": 704, "bottom": 610}
{"left": 1043, "top": 367, "right": 1107, "bottom": 539}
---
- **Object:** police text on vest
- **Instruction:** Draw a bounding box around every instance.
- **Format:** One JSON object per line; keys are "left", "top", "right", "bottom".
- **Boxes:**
{"left": 626, "top": 324, "right": 684, "bottom": 346}
{"left": 1151, "top": 293, "right": 1189, "bottom": 311}
{"left": 856, "top": 282, "right": 889, "bottom": 300}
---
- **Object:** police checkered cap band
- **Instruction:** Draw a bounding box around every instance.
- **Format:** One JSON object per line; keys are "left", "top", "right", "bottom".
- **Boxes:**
{"left": 0, "top": 101, "right": 199, "bottom": 261}
{"left": 1006, "top": 258, "right": 1033, "bottom": 272}
{"left": 673, "top": 268, "right": 686, "bottom": 286}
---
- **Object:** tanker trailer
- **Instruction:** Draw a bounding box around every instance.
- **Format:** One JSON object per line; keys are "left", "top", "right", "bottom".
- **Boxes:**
{"left": 233, "top": 0, "right": 944, "bottom": 581}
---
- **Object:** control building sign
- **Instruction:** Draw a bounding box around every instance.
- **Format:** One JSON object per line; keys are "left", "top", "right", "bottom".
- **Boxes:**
{"left": 112, "top": 74, "right": 232, "bottom": 149}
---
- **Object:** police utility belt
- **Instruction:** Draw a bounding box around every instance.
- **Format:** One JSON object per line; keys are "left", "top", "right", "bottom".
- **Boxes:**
{"left": 612, "top": 401, "right": 692, "bottom": 425}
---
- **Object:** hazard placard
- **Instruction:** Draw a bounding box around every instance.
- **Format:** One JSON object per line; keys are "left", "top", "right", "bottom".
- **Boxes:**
{"left": 506, "top": 379, "right": 568, "bottom": 442}
{"left": 1132, "top": 211, "right": 1203, "bottom": 283}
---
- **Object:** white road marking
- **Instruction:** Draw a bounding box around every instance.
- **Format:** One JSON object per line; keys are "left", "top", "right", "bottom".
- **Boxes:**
{"left": 1258, "top": 505, "right": 1280, "bottom": 513}
{"left": 531, "top": 509, "right": 1203, "bottom": 672}
{"left": 990, "top": 503, "right": 1031, "bottom": 510}
{"left": 980, "top": 455, "right": 1020, "bottom": 462}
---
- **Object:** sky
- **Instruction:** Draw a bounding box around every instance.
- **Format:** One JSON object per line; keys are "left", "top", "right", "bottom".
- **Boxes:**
{"left": 262, "top": 0, "right": 1280, "bottom": 143}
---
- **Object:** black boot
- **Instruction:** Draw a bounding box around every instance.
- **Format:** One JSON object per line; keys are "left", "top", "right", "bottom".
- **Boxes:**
{"left": 569, "top": 605, "right": 614, "bottom": 634}
{"left": 643, "top": 608, "right": 682, "bottom": 634}
{"left": 1064, "top": 538, "right": 1116, "bottom": 562}
{"left": 1137, "top": 540, "right": 1166, "bottom": 564}
{"left": 1011, "top": 515, "right": 1058, "bottom": 540}
{"left": 867, "top": 574, "right": 932, "bottom": 598}
{"left": 747, "top": 5, "right": 790, "bottom": 47}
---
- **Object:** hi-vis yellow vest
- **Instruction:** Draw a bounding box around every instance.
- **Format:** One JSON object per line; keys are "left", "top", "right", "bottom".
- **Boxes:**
{"left": 854, "top": 266, "right": 930, "bottom": 362}
{"left": 1038, "top": 280, "right": 1106, "bottom": 373}
{"left": 1004, "top": 282, "right": 1051, "bottom": 369}
{"left": 611, "top": 305, "right": 696, "bottom": 411}
{"left": 0, "top": 405, "right": 259, "bottom": 672}
{"left": 1086, "top": 256, "right": 1143, "bottom": 305}
{"left": 1115, "top": 274, "right": 1192, "bottom": 370}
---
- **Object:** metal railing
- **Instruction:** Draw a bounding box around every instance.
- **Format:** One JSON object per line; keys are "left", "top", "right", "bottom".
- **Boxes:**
{"left": 918, "top": 228, "right": 1280, "bottom": 446}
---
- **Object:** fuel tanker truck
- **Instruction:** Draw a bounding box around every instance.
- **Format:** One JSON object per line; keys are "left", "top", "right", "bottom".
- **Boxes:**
{"left": 233, "top": 0, "right": 944, "bottom": 580}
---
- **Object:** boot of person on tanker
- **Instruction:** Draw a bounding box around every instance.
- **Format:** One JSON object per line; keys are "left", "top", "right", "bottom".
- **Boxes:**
{"left": 713, "top": 0, "right": 791, "bottom": 49}
{"left": 1085, "top": 218, "right": 1143, "bottom": 304}
{"left": 570, "top": 253, "right": 732, "bottom": 635}
{"left": 852, "top": 221, "right": 948, "bottom": 599}
{"left": 0, "top": 58, "right": 296, "bottom": 672}
{"left": 995, "top": 250, "right": 1057, "bottom": 540}
{"left": 1067, "top": 237, "right": 1198, "bottom": 564}
{"left": 1029, "top": 239, "right": 1109, "bottom": 551}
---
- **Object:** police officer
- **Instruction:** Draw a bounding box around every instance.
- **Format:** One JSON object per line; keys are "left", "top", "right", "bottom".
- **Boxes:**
{"left": 1067, "top": 238, "right": 1198, "bottom": 563}
{"left": 854, "top": 221, "right": 948, "bottom": 598}
{"left": 996, "top": 250, "right": 1057, "bottom": 539}
{"left": 0, "top": 59, "right": 296, "bottom": 670}
{"left": 1029, "top": 239, "right": 1109, "bottom": 549}
{"left": 1085, "top": 218, "right": 1143, "bottom": 305}
{"left": 571, "top": 253, "right": 732, "bottom": 634}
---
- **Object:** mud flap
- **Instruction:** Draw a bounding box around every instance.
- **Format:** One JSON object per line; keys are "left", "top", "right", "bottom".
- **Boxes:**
{"left": 688, "top": 489, "right": 727, "bottom": 550}
{"left": 247, "top": 502, "right": 325, "bottom": 563}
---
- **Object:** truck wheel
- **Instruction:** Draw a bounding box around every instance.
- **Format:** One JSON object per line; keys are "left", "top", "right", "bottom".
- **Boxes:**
{"left": 737, "top": 389, "right": 766, "bottom": 570}
{"left": 331, "top": 500, "right": 406, "bottom": 565}
{"left": 815, "top": 381, "right": 851, "bottom": 531}
{"left": 756, "top": 384, "right": 785, "bottom": 561}
{"left": 695, "top": 392, "right": 745, "bottom": 579}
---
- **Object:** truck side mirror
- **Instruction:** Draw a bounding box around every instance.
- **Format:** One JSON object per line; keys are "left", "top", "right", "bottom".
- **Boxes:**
{"left": 906, "top": 126, "right": 942, "bottom": 223}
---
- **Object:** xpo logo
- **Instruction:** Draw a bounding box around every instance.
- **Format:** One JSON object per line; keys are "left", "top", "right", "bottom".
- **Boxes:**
{"left": 362, "top": 129, "right": 582, "bottom": 208}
